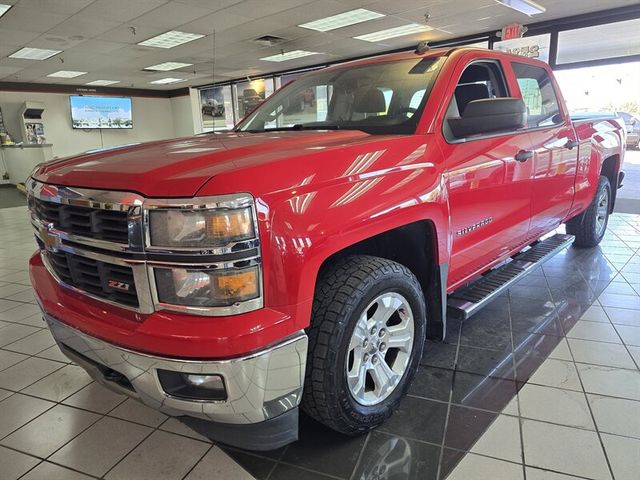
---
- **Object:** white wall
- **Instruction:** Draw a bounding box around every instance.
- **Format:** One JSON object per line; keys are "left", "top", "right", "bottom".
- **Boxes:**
{"left": 0, "top": 89, "right": 199, "bottom": 160}
{"left": 171, "top": 88, "right": 204, "bottom": 137}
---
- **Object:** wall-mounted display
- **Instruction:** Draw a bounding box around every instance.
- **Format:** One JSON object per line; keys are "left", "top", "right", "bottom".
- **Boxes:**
{"left": 234, "top": 78, "right": 274, "bottom": 120}
{"left": 70, "top": 96, "right": 133, "bottom": 129}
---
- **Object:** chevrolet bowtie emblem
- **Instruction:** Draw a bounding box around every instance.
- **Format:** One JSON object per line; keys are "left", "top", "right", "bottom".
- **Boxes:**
{"left": 39, "top": 223, "right": 61, "bottom": 251}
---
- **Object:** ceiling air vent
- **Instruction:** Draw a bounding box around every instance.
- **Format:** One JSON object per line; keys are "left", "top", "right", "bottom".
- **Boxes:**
{"left": 253, "top": 35, "right": 287, "bottom": 47}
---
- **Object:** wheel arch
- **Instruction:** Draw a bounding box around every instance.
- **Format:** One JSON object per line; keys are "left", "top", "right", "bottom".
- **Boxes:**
{"left": 600, "top": 154, "right": 620, "bottom": 213}
{"left": 314, "top": 220, "right": 447, "bottom": 341}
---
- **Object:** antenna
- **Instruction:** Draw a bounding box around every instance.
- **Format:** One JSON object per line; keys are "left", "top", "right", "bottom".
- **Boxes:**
{"left": 212, "top": 28, "right": 216, "bottom": 86}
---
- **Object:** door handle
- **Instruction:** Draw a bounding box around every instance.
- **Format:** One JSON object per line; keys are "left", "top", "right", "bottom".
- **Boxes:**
{"left": 515, "top": 150, "right": 534, "bottom": 162}
{"left": 565, "top": 140, "right": 579, "bottom": 150}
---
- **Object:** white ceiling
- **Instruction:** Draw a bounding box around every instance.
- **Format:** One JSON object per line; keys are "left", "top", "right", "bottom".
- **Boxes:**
{"left": 0, "top": 0, "right": 637, "bottom": 90}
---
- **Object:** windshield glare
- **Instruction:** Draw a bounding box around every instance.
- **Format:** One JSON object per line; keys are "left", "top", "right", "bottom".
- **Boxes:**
{"left": 236, "top": 57, "right": 443, "bottom": 135}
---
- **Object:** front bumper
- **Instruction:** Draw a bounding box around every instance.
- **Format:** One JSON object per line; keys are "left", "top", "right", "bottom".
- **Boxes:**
{"left": 44, "top": 312, "right": 307, "bottom": 448}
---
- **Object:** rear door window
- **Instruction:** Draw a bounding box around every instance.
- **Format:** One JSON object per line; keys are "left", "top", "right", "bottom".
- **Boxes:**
{"left": 512, "top": 62, "right": 563, "bottom": 128}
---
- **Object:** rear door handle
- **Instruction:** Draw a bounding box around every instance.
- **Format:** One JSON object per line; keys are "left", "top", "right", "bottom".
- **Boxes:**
{"left": 565, "top": 140, "right": 579, "bottom": 150}
{"left": 515, "top": 150, "right": 534, "bottom": 162}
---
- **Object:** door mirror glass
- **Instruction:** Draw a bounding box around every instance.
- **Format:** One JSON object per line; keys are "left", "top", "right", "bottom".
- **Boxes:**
{"left": 448, "top": 97, "right": 527, "bottom": 138}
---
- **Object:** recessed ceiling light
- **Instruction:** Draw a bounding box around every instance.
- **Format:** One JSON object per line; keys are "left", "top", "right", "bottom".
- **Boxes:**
{"left": 9, "top": 47, "right": 62, "bottom": 60}
{"left": 144, "top": 62, "right": 193, "bottom": 71}
{"left": 0, "top": 4, "right": 11, "bottom": 17}
{"left": 495, "top": 0, "right": 546, "bottom": 16}
{"left": 299, "top": 9, "right": 385, "bottom": 32}
{"left": 354, "top": 24, "right": 432, "bottom": 42}
{"left": 260, "top": 50, "right": 320, "bottom": 62}
{"left": 85, "top": 80, "right": 120, "bottom": 86}
{"left": 138, "top": 30, "right": 205, "bottom": 49}
{"left": 149, "top": 77, "right": 185, "bottom": 85}
{"left": 47, "top": 70, "right": 87, "bottom": 78}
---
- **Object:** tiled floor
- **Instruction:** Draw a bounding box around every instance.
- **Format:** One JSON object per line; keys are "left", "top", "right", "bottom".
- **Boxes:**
{"left": 1, "top": 205, "right": 639, "bottom": 480}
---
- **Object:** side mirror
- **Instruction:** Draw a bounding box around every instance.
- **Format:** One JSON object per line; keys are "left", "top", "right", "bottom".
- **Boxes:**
{"left": 448, "top": 97, "right": 527, "bottom": 138}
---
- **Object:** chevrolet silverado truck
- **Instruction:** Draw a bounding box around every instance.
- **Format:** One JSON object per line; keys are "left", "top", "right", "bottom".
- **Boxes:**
{"left": 27, "top": 47, "right": 625, "bottom": 450}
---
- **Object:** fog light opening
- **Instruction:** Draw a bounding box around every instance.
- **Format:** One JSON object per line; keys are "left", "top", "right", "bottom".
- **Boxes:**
{"left": 158, "top": 370, "right": 227, "bottom": 401}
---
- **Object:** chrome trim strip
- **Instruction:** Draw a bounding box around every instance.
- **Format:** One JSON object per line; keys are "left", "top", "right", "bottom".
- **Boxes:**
{"left": 45, "top": 312, "right": 308, "bottom": 424}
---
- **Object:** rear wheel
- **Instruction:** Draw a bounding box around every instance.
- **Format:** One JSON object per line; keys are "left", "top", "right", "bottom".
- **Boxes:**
{"left": 302, "top": 255, "right": 426, "bottom": 435}
{"left": 566, "top": 175, "right": 611, "bottom": 247}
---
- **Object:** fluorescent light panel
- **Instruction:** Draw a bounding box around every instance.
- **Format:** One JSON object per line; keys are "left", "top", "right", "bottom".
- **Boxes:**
{"left": 495, "top": 0, "right": 546, "bottom": 16}
{"left": 260, "top": 50, "right": 319, "bottom": 62}
{"left": 139, "top": 30, "right": 204, "bottom": 48}
{"left": 299, "top": 8, "right": 385, "bottom": 32}
{"left": 9, "top": 47, "right": 62, "bottom": 60}
{"left": 144, "top": 62, "right": 193, "bottom": 71}
{"left": 47, "top": 70, "right": 87, "bottom": 78}
{"left": 149, "top": 77, "right": 185, "bottom": 84}
{"left": 0, "top": 4, "right": 11, "bottom": 17}
{"left": 85, "top": 80, "right": 120, "bottom": 86}
{"left": 354, "top": 24, "right": 432, "bottom": 42}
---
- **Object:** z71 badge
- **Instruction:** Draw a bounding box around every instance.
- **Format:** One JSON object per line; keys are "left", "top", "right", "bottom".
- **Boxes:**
{"left": 107, "top": 280, "right": 131, "bottom": 291}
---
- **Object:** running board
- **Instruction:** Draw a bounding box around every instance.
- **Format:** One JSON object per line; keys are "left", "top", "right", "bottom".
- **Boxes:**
{"left": 447, "top": 233, "right": 575, "bottom": 320}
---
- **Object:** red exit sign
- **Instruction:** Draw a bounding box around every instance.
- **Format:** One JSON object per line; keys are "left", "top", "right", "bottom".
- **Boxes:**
{"left": 501, "top": 23, "right": 525, "bottom": 40}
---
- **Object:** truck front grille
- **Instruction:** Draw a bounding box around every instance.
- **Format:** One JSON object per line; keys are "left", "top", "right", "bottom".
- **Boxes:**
{"left": 45, "top": 250, "right": 139, "bottom": 308}
{"left": 34, "top": 198, "right": 129, "bottom": 244}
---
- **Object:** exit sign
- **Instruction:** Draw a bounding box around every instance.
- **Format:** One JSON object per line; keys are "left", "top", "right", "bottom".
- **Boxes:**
{"left": 501, "top": 23, "right": 525, "bottom": 40}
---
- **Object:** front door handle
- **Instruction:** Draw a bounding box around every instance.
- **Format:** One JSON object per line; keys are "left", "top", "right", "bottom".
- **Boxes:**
{"left": 515, "top": 150, "right": 534, "bottom": 162}
{"left": 565, "top": 140, "right": 579, "bottom": 150}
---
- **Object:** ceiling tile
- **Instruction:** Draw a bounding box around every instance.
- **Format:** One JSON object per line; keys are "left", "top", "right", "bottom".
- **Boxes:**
{"left": 12, "top": 0, "right": 94, "bottom": 15}
{"left": 0, "top": 6, "right": 69, "bottom": 33}
{"left": 78, "top": 0, "right": 168, "bottom": 22}
{"left": 133, "top": 2, "right": 216, "bottom": 28}
{"left": 0, "top": 28, "right": 42, "bottom": 46}
{"left": 46, "top": 16, "right": 123, "bottom": 38}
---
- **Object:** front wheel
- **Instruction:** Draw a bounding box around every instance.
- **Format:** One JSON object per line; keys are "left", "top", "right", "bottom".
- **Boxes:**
{"left": 302, "top": 255, "right": 426, "bottom": 435}
{"left": 566, "top": 175, "right": 611, "bottom": 247}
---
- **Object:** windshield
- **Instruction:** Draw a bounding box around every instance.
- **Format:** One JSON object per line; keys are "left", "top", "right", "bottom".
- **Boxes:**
{"left": 236, "top": 56, "right": 444, "bottom": 135}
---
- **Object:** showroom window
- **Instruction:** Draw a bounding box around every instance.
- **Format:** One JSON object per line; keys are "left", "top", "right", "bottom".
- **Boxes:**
{"left": 556, "top": 18, "right": 640, "bottom": 65}
{"left": 512, "top": 62, "right": 562, "bottom": 128}
{"left": 493, "top": 33, "right": 551, "bottom": 63}
{"left": 200, "top": 85, "right": 234, "bottom": 132}
{"left": 233, "top": 78, "right": 275, "bottom": 121}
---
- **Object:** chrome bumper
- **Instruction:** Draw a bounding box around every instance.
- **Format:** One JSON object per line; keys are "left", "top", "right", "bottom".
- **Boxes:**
{"left": 45, "top": 313, "right": 308, "bottom": 425}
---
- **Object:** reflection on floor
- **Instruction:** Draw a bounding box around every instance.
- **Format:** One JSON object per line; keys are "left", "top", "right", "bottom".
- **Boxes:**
{"left": 0, "top": 205, "right": 638, "bottom": 480}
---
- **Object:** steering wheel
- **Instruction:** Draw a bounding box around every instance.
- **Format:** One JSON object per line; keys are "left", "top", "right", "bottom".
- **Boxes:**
{"left": 394, "top": 107, "right": 417, "bottom": 118}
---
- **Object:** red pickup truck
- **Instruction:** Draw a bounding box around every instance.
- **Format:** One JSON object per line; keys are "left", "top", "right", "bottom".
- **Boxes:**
{"left": 27, "top": 47, "right": 625, "bottom": 450}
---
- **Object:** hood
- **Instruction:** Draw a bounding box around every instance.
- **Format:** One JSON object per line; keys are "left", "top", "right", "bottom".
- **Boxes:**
{"left": 33, "top": 130, "right": 379, "bottom": 197}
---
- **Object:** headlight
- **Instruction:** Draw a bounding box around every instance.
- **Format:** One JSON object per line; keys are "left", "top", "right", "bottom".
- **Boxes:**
{"left": 154, "top": 265, "right": 260, "bottom": 307}
{"left": 149, "top": 207, "right": 255, "bottom": 248}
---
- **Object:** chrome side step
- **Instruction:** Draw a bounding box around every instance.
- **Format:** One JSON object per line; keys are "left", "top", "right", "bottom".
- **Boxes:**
{"left": 447, "top": 233, "right": 575, "bottom": 320}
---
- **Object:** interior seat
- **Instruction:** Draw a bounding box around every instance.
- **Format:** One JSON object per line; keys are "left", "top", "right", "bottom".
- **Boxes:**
{"left": 455, "top": 83, "right": 490, "bottom": 115}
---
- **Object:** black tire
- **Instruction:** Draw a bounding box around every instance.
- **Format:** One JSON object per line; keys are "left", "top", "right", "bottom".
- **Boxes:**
{"left": 302, "top": 255, "right": 426, "bottom": 435}
{"left": 566, "top": 175, "right": 611, "bottom": 248}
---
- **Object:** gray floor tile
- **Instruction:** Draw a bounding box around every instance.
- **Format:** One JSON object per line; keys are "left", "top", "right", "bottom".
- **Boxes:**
{"left": 598, "top": 292, "right": 640, "bottom": 310}
{"left": 627, "top": 345, "right": 640, "bottom": 367}
{"left": 604, "top": 307, "right": 640, "bottom": 327}
{"left": 63, "top": 382, "right": 126, "bottom": 414}
{"left": 588, "top": 394, "right": 640, "bottom": 438}
{"left": 528, "top": 359, "right": 583, "bottom": 392}
{"left": 4, "top": 329, "right": 56, "bottom": 355}
{"left": 0, "top": 323, "right": 40, "bottom": 347}
{"left": 579, "top": 305, "right": 610, "bottom": 323}
{"left": 600, "top": 433, "right": 640, "bottom": 480}
{"left": 105, "top": 430, "right": 209, "bottom": 480}
{"left": 566, "top": 321, "right": 622, "bottom": 344}
{"left": 185, "top": 446, "right": 254, "bottom": 480}
{"left": 20, "top": 461, "right": 94, "bottom": 480}
{"left": 445, "top": 452, "right": 524, "bottom": 480}
{"left": 469, "top": 414, "right": 522, "bottom": 463}
{"left": 0, "top": 303, "right": 41, "bottom": 322}
{"left": 22, "top": 364, "right": 92, "bottom": 402}
{"left": 0, "top": 283, "right": 31, "bottom": 300}
{"left": 518, "top": 383, "right": 594, "bottom": 429}
{"left": 50, "top": 417, "right": 152, "bottom": 477}
{"left": 1, "top": 404, "right": 100, "bottom": 458}
{"left": 522, "top": 419, "right": 611, "bottom": 480}
{"left": 0, "top": 349, "right": 28, "bottom": 371}
{"left": 525, "top": 467, "right": 585, "bottom": 479}
{"left": 0, "top": 387, "right": 12, "bottom": 401}
{"left": 159, "top": 418, "right": 211, "bottom": 443}
{"left": 36, "top": 344, "right": 71, "bottom": 363}
{"left": 0, "top": 445, "right": 40, "bottom": 480}
{"left": 109, "top": 398, "right": 168, "bottom": 427}
{"left": 0, "top": 393, "right": 54, "bottom": 438}
{"left": 567, "top": 338, "right": 636, "bottom": 369}
{"left": 614, "top": 325, "right": 640, "bottom": 346}
{"left": 0, "top": 356, "right": 63, "bottom": 391}
{"left": 576, "top": 364, "right": 640, "bottom": 401}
